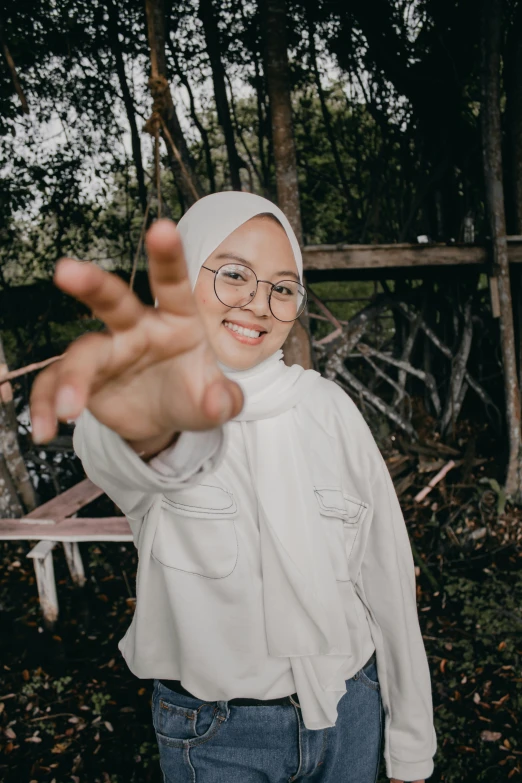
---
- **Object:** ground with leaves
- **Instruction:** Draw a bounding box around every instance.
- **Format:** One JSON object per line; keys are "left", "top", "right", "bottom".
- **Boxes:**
{"left": 0, "top": 421, "right": 521, "bottom": 783}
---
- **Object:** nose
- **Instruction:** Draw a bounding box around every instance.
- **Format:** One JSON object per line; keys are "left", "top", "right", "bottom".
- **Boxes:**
{"left": 243, "top": 280, "right": 273, "bottom": 317}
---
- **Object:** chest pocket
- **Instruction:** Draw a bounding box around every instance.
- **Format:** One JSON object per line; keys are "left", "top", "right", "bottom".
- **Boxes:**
{"left": 151, "top": 484, "right": 238, "bottom": 579}
{"left": 314, "top": 487, "right": 368, "bottom": 582}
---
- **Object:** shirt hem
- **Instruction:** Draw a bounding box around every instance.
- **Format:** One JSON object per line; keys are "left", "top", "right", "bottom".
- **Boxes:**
{"left": 387, "top": 757, "right": 435, "bottom": 780}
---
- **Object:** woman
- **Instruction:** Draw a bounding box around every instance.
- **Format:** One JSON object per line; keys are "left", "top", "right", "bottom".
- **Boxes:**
{"left": 30, "top": 192, "right": 437, "bottom": 783}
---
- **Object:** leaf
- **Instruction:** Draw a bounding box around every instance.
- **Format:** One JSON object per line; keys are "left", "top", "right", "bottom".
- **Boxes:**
{"left": 492, "top": 694, "right": 510, "bottom": 708}
{"left": 481, "top": 730, "right": 502, "bottom": 742}
{"left": 51, "top": 741, "right": 71, "bottom": 754}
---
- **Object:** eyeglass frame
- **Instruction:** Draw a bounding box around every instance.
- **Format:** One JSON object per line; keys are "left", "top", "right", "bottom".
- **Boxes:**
{"left": 200, "top": 263, "right": 308, "bottom": 323}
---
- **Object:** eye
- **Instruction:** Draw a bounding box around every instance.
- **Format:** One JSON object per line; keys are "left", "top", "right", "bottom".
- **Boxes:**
{"left": 223, "top": 271, "right": 243, "bottom": 280}
{"left": 219, "top": 264, "right": 252, "bottom": 284}
{"left": 221, "top": 270, "right": 249, "bottom": 283}
{"left": 273, "top": 284, "right": 294, "bottom": 296}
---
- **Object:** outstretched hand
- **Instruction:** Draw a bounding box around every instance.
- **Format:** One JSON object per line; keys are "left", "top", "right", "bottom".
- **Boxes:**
{"left": 30, "top": 219, "right": 244, "bottom": 452}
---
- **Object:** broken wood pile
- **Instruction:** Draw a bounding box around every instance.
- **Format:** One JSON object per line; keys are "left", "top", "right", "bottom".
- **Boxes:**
{"left": 309, "top": 276, "right": 502, "bottom": 441}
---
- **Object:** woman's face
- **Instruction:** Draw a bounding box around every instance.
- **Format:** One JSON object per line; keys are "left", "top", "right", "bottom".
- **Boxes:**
{"left": 193, "top": 216, "right": 298, "bottom": 370}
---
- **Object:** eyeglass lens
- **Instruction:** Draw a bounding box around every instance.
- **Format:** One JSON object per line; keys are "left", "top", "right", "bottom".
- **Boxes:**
{"left": 214, "top": 264, "right": 306, "bottom": 322}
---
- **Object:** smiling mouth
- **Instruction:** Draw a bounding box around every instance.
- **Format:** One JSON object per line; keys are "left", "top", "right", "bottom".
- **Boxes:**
{"left": 222, "top": 320, "right": 268, "bottom": 341}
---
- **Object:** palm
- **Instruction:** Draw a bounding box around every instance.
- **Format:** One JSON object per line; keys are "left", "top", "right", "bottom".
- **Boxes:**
{"left": 30, "top": 220, "right": 244, "bottom": 445}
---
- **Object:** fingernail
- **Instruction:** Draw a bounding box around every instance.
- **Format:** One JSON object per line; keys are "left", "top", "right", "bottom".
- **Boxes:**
{"left": 56, "top": 386, "right": 78, "bottom": 418}
{"left": 31, "top": 417, "right": 47, "bottom": 444}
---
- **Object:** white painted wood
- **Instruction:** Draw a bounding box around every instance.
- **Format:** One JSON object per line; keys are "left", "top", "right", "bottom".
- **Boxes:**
{"left": 32, "top": 544, "right": 59, "bottom": 627}
{"left": 27, "top": 539, "right": 57, "bottom": 558}
{"left": 19, "top": 518, "right": 56, "bottom": 525}
{"left": 1, "top": 531, "right": 133, "bottom": 542}
{"left": 63, "top": 541, "right": 86, "bottom": 587}
{"left": 0, "top": 516, "right": 132, "bottom": 542}
{"left": 22, "top": 525, "right": 133, "bottom": 625}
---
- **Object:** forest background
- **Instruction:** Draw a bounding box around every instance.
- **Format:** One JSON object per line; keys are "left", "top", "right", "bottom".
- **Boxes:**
{"left": 1, "top": 0, "right": 522, "bottom": 781}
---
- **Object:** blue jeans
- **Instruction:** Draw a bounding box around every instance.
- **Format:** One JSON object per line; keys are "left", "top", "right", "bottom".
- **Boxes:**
{"left": 151, "top": 655, "right": 384, "bottom": 782}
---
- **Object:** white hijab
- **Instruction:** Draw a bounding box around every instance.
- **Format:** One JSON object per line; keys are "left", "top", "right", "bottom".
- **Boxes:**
{"left": 176, "top": 192, "right": 355, "bottom": 729}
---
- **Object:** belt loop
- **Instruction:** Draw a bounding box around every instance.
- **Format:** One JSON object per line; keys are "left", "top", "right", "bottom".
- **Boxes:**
{"left": 289, "top": 694, "right": 301, "bottom": 709}
{"left": 217, "top": 699, "right": 230, "bottom": 721}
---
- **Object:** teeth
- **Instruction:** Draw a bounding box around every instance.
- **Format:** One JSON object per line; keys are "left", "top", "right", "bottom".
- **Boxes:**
{"left": 224, "top": 321, "right": 262, "bottom": 338}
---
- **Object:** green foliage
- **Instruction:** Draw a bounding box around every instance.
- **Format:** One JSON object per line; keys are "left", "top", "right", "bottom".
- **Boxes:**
{"left": 91, "top": 691, "right": 112, "bottom": 716}
{"left": 138, "top": 741, "right": 160, "bottom": 769}
{"left": 54, "top": 675, "right": 73, "bottom": 695}
{"left": 1, "top": 0, "right": 515, "bottom": 296}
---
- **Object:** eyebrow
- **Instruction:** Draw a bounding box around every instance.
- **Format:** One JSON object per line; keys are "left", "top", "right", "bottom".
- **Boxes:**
{"left": 215, "top": 252, "right": 301, "bottom": 283}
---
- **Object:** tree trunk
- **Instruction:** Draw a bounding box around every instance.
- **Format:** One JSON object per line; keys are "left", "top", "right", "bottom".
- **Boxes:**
{"left": 107, "top": 0, "right": 147, "bottom": 214}
{"left": 253, "top": 38, "right": 271, "bottom": 195}
{"left": 504, "top": 0, "right": 522, "bottom": 234}
{"left": 0, "top": 453, "right": 23, "bottom": 518}
{"left": 144, "top": 0, "right": 204, "bottom": 208}
{"left": 166, "top": 37, "right": 216, "bottom": 193}
{"left": 481, "top": 0, "right": 522, "bottom": 499}
{"left": 260, "top": 0, "right": 313, "bottom": 369}
{"left": 306, "top": 11, "right": 354, "bottom": 216}
{"left": 0, "top": 17, "right": 29, "bottom": 114}
{"left": 0, "top": 338, "right": 36, "bottom": 514}
{"left": 198, "top": 0, "right": 243, "bottom": 191}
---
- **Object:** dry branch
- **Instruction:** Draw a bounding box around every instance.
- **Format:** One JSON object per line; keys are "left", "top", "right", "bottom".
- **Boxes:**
{"left": 358, "top": 352, "right": 413, "bottom": 422}
{"left": 358, "top": 341, "right": 441, "bottom": 416}
{"left": 395, "top": 301, "right": 499, "bottom": 422}
{"left": 394, "top": 310, "right": 421, "bottom": 406}
{"left": 440, "top": 298, "right": 473, "bottom": 433}
{"left": 324, "top": 296, "right": 390, "bottom": 379}
{"left": 331, "top": 350, "right": 417, "bottom": 437}
{"left": 0, "top": 355, "right": 63, "bottom": 386}
{"left": 414, "top": 460, "right": 456, "bottom": 502}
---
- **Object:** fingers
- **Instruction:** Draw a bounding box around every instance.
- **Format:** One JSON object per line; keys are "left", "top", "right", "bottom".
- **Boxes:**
{"left": 201, "top": 378, "right": 244, "bottom": 425}
{"left": 30, "top": 333, "right": 112, "bottom": 444}
{"left": 145, "top": 219, "right": 197, "bottom": 317}
{"left": 30, "top": 362, "right": 61, "bottom": 444}
{"left": 54, "top": 258, "right": 145, "bottom": 332}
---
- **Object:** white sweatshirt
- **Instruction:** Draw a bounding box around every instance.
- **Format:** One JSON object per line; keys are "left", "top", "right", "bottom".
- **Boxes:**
{"left": 73, "top": 377, "right": 436, "bottom": 781}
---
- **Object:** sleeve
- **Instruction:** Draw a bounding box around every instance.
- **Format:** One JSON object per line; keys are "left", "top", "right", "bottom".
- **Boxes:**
{"left": 72, "top": 408, "right": 228, "bottom": 543}
{"left": 357, "top": 449, "right": 437, "bottom": 781}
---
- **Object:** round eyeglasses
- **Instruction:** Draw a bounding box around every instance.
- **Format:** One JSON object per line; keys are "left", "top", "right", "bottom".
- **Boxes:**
{"left": 201, "top": 263, "right": 307, "bottom": 322}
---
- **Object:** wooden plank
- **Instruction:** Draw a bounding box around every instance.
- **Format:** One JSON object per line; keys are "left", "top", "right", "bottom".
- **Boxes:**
{"left": 32, "top": 545, "right": 59, "bottom": 627}
{"left": 27, "top": 539, "right": 57, "bottom": 559}
{"left": 302, "top": 241, "right": 522, "bottom": 271}
{"left": 63, "top": 541, "right": 86, "bottom": 586}
{"left": 0, "top": 517, "right": 132, "bottom": 542}
{"left": 18, "top": 518, "right": 56, "bottom": 525}
{"left": 24, "top": 478, "right": 104, "bottom": 522}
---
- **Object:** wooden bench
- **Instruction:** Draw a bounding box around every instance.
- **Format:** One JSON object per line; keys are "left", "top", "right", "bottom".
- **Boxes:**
{"left": 0, "top": 478, "right": 132, "bottom": 627}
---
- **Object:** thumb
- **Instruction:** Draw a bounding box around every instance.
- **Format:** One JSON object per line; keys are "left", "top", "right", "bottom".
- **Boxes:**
{"left": 202, "top": 379, "right": 244, "bottom": 425}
